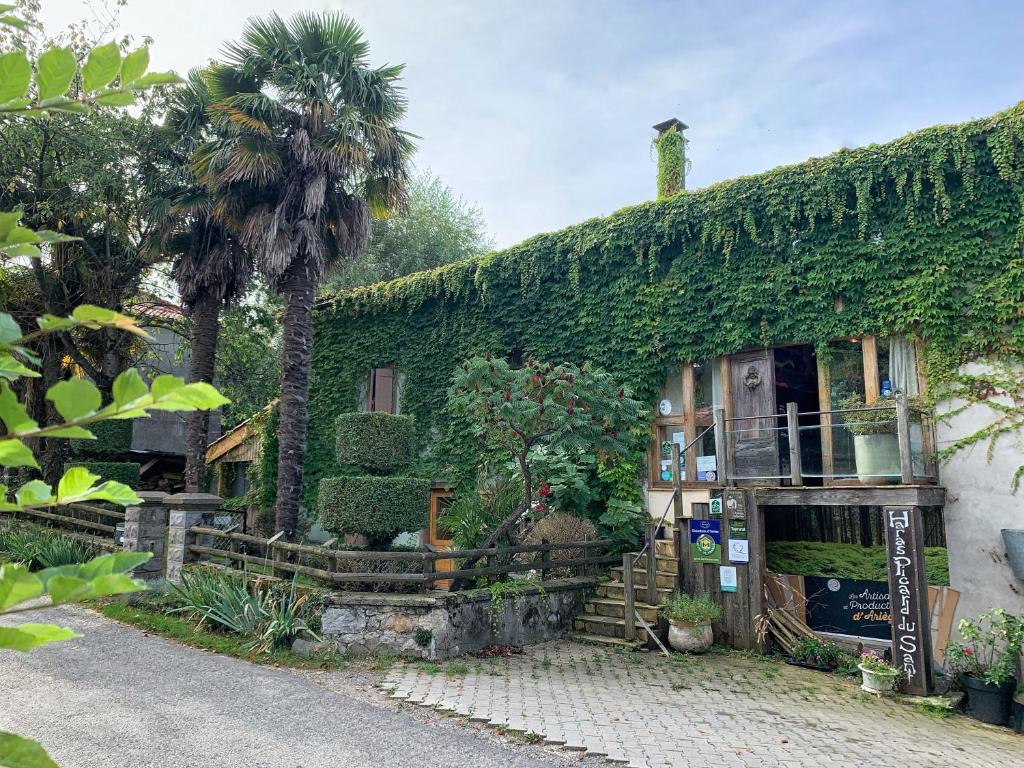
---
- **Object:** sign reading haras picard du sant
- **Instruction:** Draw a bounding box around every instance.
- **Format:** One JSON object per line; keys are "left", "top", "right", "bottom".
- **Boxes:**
{"left": 883, "top": 506, "right": 934, "bottom": 695}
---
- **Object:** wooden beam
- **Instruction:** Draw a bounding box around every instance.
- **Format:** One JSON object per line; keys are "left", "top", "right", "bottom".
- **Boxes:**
{"left": 816, "top": 353, "right": 835, "bottom": 485}
{"left": 755, "top": 485, "right": 945, "bottom": 507}
{"left": 681, "top": 363, "right": 697, "bottom": 483}
{"left": 862, "top": 335, "right": 880, "bottom": 403}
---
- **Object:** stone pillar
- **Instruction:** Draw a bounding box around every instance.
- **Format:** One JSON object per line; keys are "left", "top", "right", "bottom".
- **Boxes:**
{"left": 165, "top": 492, "right": 222, "bottom": 584}
{"left": 123, "top": 491, "right": 169, "bottom": 583}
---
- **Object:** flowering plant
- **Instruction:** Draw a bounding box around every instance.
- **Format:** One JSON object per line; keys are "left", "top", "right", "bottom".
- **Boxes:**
{"left": 858, "top": 650, "right": 898, "bottom": 674}
{"left": 946, "top": 608, "right": 1024, "bottom": 686}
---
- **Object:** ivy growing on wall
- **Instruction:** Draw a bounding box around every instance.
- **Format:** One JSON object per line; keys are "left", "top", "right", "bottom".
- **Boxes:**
{"left": 299, "top": 101, "right": 1024, "bottom": 507}
{"left": 655, "top": 125, "right": 687, "bottom": 199}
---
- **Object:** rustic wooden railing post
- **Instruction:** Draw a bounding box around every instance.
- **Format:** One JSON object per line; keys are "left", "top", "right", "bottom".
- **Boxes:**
{"left": 895, "top": 392, "right": 913, "bottom": 484}
{"left": 786, "top": 401, "right": 803, "bottom": 486}
{"left": 267, "top": 531, "right": 286, "bottom": 578}
{"left": 165, "top": 492, "right": 221, "bottom": 584}
{"left": 622, "top": 553, "right": 636, "bottom": 641}
{"left": 540, "top": 538, "right": 551, "bottom": 581}
{"left": 713, "top": 405, "right": 730, "bottom": 485}
{"left": 122, "top": 491, "right": 168, "bottom": 584}
{"left": 422, "top": 550, "right": 434, "bottom": 592}
{"left": 671, "top": 444, "right": 683, "bottom": 519}
{"left": 645, "top": 524, "right": 658, "bottom": 606}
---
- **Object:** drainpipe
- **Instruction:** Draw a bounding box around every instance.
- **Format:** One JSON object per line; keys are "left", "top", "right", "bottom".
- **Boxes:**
{"left": 653, "top": 117, "right": 688, "bottom": 199}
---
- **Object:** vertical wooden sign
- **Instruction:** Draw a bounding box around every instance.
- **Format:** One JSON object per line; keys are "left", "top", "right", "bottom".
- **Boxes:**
{"left": 883, "top": 506, "right": 934, "bottom": 695}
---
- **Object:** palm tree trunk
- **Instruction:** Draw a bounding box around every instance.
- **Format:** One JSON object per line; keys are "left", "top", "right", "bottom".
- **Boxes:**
{"left": 183, "top": 291, "right": 221, "bottom": 493}
{"left": 274, "top": 261, "right": 316, "bottom": 540}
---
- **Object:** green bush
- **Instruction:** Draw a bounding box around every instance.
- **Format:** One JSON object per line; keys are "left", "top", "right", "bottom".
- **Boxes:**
{"left": 0, "top": 526, "right": 100, "bottom": 570}
{"left": 659, "top": 592, "right": 721, "bottom": 625}
{"left": 65, "top": 461, "right": 141, "bottom": 489}
{"left": 70, "top": 418, "right": 133, "bottom": 457}
{"left": 334, "top": 412, "right": 415, "bottom": 474}
{"left": 317, "top": 475, "right": 430, "bottom": 545}
{"left": 766, "top": 541, "right": 950, "bottom": 585}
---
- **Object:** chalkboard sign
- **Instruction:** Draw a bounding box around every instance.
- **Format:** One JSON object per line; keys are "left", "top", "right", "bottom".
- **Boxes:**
{"left": 804, "top": 576, "right": 891, "bottom": 640}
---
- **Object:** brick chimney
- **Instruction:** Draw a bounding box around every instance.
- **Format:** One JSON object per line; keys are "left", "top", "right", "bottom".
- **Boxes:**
{"left": 653, "top": 118, "right": 688, "bottom": 199}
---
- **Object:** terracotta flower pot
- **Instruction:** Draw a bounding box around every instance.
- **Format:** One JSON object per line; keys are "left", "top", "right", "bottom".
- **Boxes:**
{"left": 667, "top": 620, "right": 713, "bottom": 654}
{"left": 858, "top": 664, "right": 899, "bottom": 695}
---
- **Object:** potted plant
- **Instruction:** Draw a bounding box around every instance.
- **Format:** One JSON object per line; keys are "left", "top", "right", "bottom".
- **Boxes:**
{"left": 1013, "top": 685, "right": 1024, "bottom": 735}
{"left": 785, "top": 635, "right": 848, "bottom": 671}
{"left": 836, "top": 395, "right": 900, "bottom": 484}
{"left": 660, "top": 592, "right": 720, "bottom": 654}
{"left": 858, "top": 650, "right": 900, "bottom": 695}
{"left": 946, "top": 608, "right": 1024, "bottom": 726}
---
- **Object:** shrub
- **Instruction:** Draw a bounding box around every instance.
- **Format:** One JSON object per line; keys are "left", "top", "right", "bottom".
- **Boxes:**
{"left": 0, "top": 526, "right": 100, "bottom": 569}
{"left": 524, "top": 512, "right": 597, "bottom": 577}
{"left": 70, "top": 418, "right": 133, "bottom": 457}
{"left": 334, "top": 412, "right": 415, "bottom": 474}
{"left": 65, "top": 461, "right": 141, "bottom": 489}
{"left": 947, "top": 608, "right": 1024, "bottom": 685}
{"left": 789, "top": 635, "right": 851, "bottom": 670}
{"left": 660, "top": 592, "right": 721, "bottom": 625}
{"left": 317, "top": 475, "right": 430, "bottom": 545}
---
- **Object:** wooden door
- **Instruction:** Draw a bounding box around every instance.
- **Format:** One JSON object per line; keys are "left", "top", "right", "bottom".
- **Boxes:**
{"left": 428, "top": 490, "right": 455, "bottom": 589}
{"left": 728, "top": 350, "right": 779, "bottom": 482}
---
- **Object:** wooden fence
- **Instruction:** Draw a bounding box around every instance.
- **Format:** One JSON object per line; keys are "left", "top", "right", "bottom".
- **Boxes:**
{"left": 1, "top": 503, "right": 124, "bottom": 551}
{"left": 185, "top": 525, "right": 619, "bottom": 592}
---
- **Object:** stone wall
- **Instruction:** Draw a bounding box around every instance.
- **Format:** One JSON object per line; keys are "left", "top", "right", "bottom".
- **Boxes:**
{"left": 309, "top": 578, "right": 593, "bottom": 660}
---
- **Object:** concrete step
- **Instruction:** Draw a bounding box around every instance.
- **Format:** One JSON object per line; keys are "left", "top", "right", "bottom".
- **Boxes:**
{"left": 609, "top": 567, "right": 677, "bottom": 590}
{"left": 573, "top": 614, "right": 647, "bottom": 639}
{"left": 568, "top": 632, "right": 645, "bottom": 650}
{"left": 632, "top": 554, "right": 678, "bottom": 574}
{"left": 654, "top": 538, "right": 677, "bottom": 558}
{"left": 585, "top": 598, "right": 659, "bottom": 623}
{"left": 597, "top": 581, "right": 673, "bottom": 604}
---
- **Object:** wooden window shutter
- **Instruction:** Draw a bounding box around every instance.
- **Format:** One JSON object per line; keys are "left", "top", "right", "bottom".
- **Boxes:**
{"left": 371, "top": 366, "right": 395, "bottom": 413}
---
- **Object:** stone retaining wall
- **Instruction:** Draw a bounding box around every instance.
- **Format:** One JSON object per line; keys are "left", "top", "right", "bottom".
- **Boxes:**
{"left": 306, "top": 578, "right": 593, "bottom": 660}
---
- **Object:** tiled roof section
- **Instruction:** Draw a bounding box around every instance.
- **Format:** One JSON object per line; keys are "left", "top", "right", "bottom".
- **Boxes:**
{"left": 128, "top": 299, "right": 185, "bottom": 322}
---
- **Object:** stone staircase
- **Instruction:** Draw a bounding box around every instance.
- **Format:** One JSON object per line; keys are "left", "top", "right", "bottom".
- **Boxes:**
{"left": 572, "top": 537, "right": 677, "bottom": 648}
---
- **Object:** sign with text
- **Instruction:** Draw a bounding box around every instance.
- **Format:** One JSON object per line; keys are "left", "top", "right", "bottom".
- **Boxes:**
{"left": 723, "top": 489, "right": 746, "bottom": 519}
{"left": 884, "top": 506, "right": 934, "bottom": 695}
{"left": 720, "top": 566, "right": 738, "bottom": 592}
{"left": 804, "top": 576, "right": 891, "bottom": 640}
{"left": 690, "top": 519, "right": 721, "bottom": 564}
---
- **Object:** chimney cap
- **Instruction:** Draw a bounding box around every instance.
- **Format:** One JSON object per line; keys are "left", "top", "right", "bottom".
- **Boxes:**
{"left": 653, "top": 118, "right": 688, "bottom": 135}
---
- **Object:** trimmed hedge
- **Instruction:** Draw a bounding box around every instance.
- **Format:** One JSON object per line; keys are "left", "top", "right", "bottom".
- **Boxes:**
{"left": 71, "top": 419, "right": 133, "bottom": 457}
{"left": 317, "top": 475, "right": 429, "bottom": 544}
{"left": 66, "top": 461, "right": 141, "bottom": 489}
{"left": 335, "top": 412, "right": 414, "bottom": 474}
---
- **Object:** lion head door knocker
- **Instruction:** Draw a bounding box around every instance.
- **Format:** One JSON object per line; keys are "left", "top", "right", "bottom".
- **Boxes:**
{"left": 743, "top": 365, "right": 762, "bottom": 391}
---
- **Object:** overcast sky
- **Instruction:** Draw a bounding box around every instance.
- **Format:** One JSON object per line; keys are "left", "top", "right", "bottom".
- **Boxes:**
{"left": 40, "top": 0, "right": 1024, "bottom": 248}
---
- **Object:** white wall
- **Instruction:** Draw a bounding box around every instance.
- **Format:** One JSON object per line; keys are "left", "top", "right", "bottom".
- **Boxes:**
{"left": 936, "top": 362, "right": 1024, "bottom": 624}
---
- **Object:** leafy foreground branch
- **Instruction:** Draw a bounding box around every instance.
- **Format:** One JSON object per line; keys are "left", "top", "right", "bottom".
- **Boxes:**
{"left": 0, "top": 552, "right": 152, "bottom": 768}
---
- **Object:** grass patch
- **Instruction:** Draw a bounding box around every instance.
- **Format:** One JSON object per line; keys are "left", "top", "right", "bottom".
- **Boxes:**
{"left": 766, "top": 541, "right": 949, "bottom": 585}
{"left": 97, "top": 598, "right": 346, "bottom": 671}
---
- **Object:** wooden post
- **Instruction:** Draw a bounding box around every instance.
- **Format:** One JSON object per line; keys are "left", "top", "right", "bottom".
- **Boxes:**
{"left": 622, "top": 553, "right": 636, "bottom": 641}
{"left": 896, "top": 392, "right": 913, "bottom": 485}
{"left": 671, "top": 444, "right": 684, "bottom": 520}
{"left": 681, "top": 364, "right": 698, "bottom": 483}
{"left": 422, "top": 551, "right": 434, "bottom": 593}
{"left": 645, "top": 524, "right": 658, "bottom": 606}
{"left": 672, "top": 525, "right": 684, "bottom": 594}
{"left": 862, "top": 335, "right": 880, "bottom": 403}
{"left": 786, "top": 401, "right": 802, "bottom": 487}
{"left": 713, "top": 405, "right": 730, "bottom": 485}
{"left": 268, "top": 531, "right": 285, "bottom": 578}
{"left": 540, "top": 538, "right": 551, "bottom": 581}
{"left": 883, "top": 505, "right": 935, "bottom": 695}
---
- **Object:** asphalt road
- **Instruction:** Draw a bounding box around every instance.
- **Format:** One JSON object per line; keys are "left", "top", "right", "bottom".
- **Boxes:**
{"left": 0, "top": 605, "right": 569, "bottom": 768}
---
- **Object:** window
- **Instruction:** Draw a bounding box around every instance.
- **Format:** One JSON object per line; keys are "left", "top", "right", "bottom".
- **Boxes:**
{"left": 360, "top": 366, "right": 402, "bottom": 414}
{"left": 650, "top": 359, "right": 721, "bottom": 486}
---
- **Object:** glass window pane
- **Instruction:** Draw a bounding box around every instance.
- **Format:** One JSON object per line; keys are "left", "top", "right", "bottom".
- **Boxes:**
{"left": 828, "top": 340, "right": 865, "bottom": 407}
{"left": 880, "top": 335, "right": 919, "bottom": 396}
{"left": 692, "top": 358, "right": 721, "bottom": 423}
{"left": 658, "top": 368, "right": 684, "bottom": 416}
{"left": 656, "top": 426, "right": 686, "bottom": 482}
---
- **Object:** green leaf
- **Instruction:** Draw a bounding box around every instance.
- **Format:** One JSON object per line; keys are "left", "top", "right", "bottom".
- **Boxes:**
{"left": 14, "top": 480, "right": 52, "bottom": 508}
{"left": 44, "top": 575, "right": 89, "bottom": 604}
{"left": 35, "top": 315, "right": 74, "bottom": 333}
{"left": 0, "top": 731, "right": 61, "bottom": 768}
{"left": 0, "top": 564, "right": 43, "bottom": 610}
{"left": 80, "top": 480, "right": 141, "bottom": 507}
{"left": 0, "top": 381, "right": 38, "bottom": 433}
{"left": 131, "top": 71, "right": 181, "bottom": 88}
{"left": 0, "top": 50, "right": 31, "bottom": 105}
{"left": 112, "top": 368, "right": 148, "bottom": 406}
{"left": 71, "top": 305, "right": 148, "bottom": 337}
{"left": 0, "top": 623, "right": 79, "bottom": 652}
{"left": 45, "top": 378, "right": 101, "bottom": 421}
{"left": 42, "top": 426, "right": 93, "bottom": 439}
{"left": 0, "top": 243, "right": 41, "bottom": 259}
{"left": 80, "top": 42, "right": 120, "bottom": 93}
{"left": 0, "top": 355, "right": 38, "bottom": 380}
{"left": 55, "top": 465, "right": 100, "bottom": 501}
{"left": 0, "top": 211, "right": 21, "bottom": 240}
{"left": 93, "top": 89, "right": 135, "bottom": 107}
{"left": 35, "top": 47, "right": 76, "bottom": 101}
{"left": 0, "top": 313, "right": 20, "bottom": 344}
{"left": 42, "top": 101, "right": 89, "bottom": 114}
{"left": 119, "top": 47, "right": 149, "bottom": 85}
{"left": 0, "top": 439, "right": 39, "bottom": 469}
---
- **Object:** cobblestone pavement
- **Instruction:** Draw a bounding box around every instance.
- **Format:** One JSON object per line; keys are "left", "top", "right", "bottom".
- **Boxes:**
{"left": 383, "top": 641, "right": 1023, "bottom": 768}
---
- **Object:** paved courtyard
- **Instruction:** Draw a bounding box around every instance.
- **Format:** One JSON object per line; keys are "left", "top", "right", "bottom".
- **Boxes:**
{"left": 383, "top": 641, "right": 1023, "bottom": 768}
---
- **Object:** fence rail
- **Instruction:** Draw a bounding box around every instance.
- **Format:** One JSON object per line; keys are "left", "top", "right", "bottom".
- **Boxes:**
{"left": 185, "top": 525, "right": 618, "bottom": 590}
{"left": 0, "top": 503, "right": 126, "bottom": 549}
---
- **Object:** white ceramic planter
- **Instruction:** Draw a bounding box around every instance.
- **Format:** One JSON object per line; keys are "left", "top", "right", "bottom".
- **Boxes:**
{"left": 858, "top": 664, "right": 898, "bottom": 695}
{"left": 853, "top": 433, "right": 900, "bottom": 485}
{"left": 667, "top": 620, "right": 713, "bottom": 654}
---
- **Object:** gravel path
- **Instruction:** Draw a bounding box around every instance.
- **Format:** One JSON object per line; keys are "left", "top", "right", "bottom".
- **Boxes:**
{"left": 0, "top": 605, "right": 576, "bottom": 768}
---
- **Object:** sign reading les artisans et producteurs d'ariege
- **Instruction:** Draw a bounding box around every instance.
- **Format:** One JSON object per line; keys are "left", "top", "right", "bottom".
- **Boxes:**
{"left": 803, "top": 576, "right": 891, "bottom": 640}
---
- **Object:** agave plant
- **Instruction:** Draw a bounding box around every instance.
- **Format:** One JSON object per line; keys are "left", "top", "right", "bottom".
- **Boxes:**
{"left": 249, "top": 578, "right": 321, "bottom": 652}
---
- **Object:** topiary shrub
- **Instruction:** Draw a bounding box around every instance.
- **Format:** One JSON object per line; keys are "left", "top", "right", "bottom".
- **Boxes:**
{"left": 70, "top": 419, "right": 133, "bottom": 457}
{"left": 65, "top": 461, "right": 141, "bottom": 489}
{"left": 334, "top": 412, "right": 415, "bottom": 474}
{"left": 523, "top": 513, "right": 597, "bottom": 577}
{"left": 318, "top": 475, "right": 429, "bottom": 546}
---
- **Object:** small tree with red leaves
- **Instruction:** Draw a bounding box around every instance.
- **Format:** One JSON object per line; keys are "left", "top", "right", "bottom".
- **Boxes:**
{"left": 446, "top": 354, "right": 645, "bottom": 581}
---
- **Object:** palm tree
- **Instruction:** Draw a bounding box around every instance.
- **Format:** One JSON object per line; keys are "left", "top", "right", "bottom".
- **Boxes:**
{"left": 152, "top": 70, "right": 251, "bottom": 493}
{"left": 196, "top": 12, "right": 414, "bottom": 538}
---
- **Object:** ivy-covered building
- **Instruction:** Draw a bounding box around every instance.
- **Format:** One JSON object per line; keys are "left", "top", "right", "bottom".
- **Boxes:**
{"left": 307, "top": 101, "right": 1024, "bottom": 631}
